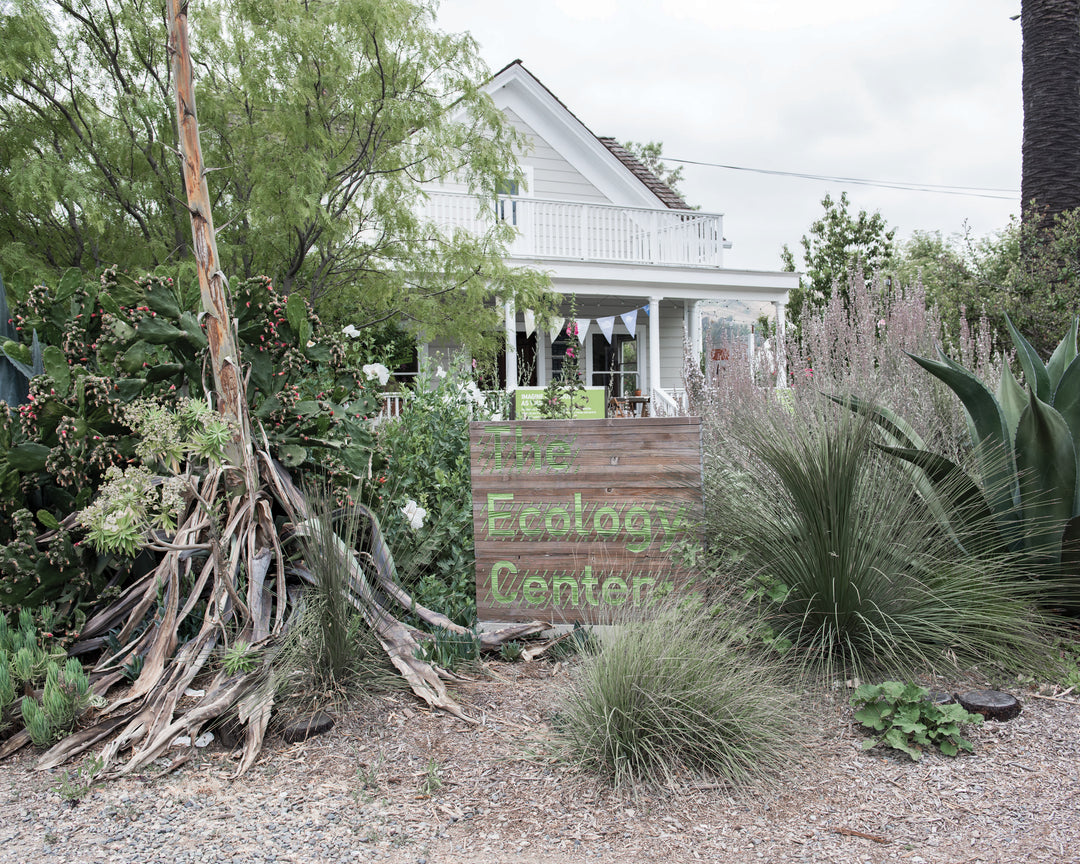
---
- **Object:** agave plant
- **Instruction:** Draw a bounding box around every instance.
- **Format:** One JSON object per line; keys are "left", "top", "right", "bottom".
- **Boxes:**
{"left": 842, "top": 315, "right": 1080, "bottom": 581}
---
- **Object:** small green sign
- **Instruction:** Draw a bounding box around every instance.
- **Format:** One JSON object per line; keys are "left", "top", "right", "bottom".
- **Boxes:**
{"left": 514, "top": 386, "right": 606, "bottom": 419}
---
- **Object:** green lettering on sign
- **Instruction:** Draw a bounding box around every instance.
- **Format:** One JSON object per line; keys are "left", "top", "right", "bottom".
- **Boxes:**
{"left": 487, "top": 493, "right": 515, "bottom": 537}
{"left": 490, "top": 560, "right": 518, "bottom": 604}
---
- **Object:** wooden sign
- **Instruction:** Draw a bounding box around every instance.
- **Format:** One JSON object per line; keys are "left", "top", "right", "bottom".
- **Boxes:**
{"left": 470, "top": 417, "right": 703, "bottom": 624}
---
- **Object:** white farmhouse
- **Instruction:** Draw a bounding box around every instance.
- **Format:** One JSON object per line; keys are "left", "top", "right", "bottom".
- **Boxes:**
{"left": 419, "top": 60, "right": 796, "bottom": 415}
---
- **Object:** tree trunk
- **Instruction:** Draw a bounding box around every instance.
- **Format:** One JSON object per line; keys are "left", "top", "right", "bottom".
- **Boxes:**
{"left": 1021, "top": 0, "right": 1080, "bottom": 222}
{"left": 167, "top": 0, "right": 245, "bottom": 462}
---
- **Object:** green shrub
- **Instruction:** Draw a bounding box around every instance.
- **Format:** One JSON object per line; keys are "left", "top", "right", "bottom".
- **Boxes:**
{"left": 18, "top": 656, "right": 94, "bottom": 747}
{"left": 0, "top": 266, "right": 378, "bottom": 617}
{"left": 851, "top": 681, "right": 983, "bottom": 760}
{"left": 284, "top": 490, "right": 394, "bottom": 691}
{"left": 267, "top": 489, "right": 402, "bottom": 713}
{"left": 414, "top": 624, "right": 482, "bottom": 671}
{"left": 373, "top": 358, "right": 499, "bottom": 624}
{"left": 497, "top": 641, "right": 524, "bottom": 662}
{"left": 707, "top": 409, "right": 1058, "bottom": 681}
{"left": 555, "top": 598, "right": 795, "bottom": 788}
{"left": 222, "top": 641, "right": 261, "bottom": 677}
{"left": 0, "top": 609, "right": 68, "bottom": 721}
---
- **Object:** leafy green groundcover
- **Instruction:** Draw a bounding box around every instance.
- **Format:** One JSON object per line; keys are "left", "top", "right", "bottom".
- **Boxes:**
{"left": 851, "top": 681, "right": 983, "bottom": 761}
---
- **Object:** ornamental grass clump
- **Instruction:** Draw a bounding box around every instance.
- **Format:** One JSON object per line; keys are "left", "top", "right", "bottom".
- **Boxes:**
{"left": 274, "top": 488, "right": 400, "bottom": 701}
{"left": 555, "top": 597, "right": 796, "bottom": 788}
{"left": 707, "top": 407, "right": 1059, "bottom": 682}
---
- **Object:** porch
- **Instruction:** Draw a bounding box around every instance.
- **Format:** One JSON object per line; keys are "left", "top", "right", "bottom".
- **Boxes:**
{"left": 496, "top": 290, "right": 786, "bottom": 418}
{"left": 412, "top": 188, "right": 797, "bottom": 414}
{"left": 422, "top": 191, "right": 727, "bottom": 269}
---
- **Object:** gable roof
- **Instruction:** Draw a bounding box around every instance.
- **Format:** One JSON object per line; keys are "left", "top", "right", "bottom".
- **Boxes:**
{"left": 485, "top": 61, "right": 691, "bottom": 212}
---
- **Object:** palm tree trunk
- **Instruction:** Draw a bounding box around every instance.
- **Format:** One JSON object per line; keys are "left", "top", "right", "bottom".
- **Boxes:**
{"left": 1021, "top": 0, "right": 1080, "bottom": 222}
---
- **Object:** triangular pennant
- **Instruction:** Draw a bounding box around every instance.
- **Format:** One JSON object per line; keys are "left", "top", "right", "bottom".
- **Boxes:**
{"left": 620, "top": 308, "right": 638, "bottom": 335}
{"left": 523, "top": 309, "right": 536, "bottom": 338}
{"left": 548, "top": 317, "right": 565, "bottom": 342}
{"left": 642, "top": 303, "right": 650, "bottom": 317}
{"left": 597, "top": 315, "right": 616, "bottom": 344}
{"left": 576, "top": 318, "right": 591, "bottom": 344}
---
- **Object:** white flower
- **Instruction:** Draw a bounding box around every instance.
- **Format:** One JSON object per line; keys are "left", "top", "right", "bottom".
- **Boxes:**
{"left": 465, "top": 381, "right": 485, "bottom": 405}
{"left": 435, "top": 365, "right": 447, "bottom": 378}
{"left": 342, "top": 324, "right": 361, "bottom": 339}
{"left": 362, "top": 363, "right": 390, "bottom": 386}
{"left": 401, "top": 499, "right": 426, "bottom": 531}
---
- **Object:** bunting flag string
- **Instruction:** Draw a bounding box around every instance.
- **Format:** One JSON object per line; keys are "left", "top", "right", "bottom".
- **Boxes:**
{"left": 524, "top": 303, "right": 649, "bottom": 344}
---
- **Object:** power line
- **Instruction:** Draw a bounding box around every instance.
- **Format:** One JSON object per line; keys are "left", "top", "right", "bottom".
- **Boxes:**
{"left": 667, "top": 157, "right": 1019, "bottom": 200}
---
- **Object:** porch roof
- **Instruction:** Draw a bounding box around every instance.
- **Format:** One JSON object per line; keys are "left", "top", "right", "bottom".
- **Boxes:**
{"left": 507, "top": 257, "right": 797, "bottom": 305}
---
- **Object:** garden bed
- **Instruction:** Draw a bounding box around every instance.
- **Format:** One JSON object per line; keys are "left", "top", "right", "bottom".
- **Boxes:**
{"left": 0, "top": 660, "right": 1076, "bottom": 864}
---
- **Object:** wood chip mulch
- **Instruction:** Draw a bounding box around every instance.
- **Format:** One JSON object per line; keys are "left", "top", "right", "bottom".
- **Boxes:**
{"left": 1, "top": 661, "right": 1077, "bottom": 864}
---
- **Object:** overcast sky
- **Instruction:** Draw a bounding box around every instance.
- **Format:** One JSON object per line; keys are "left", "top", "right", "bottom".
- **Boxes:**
{"left": 436, "top": 0, "right": 1023, "bottom": 274}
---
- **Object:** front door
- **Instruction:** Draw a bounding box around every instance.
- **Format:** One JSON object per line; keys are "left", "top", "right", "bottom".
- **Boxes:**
{"left": 591, "top": 333, "right": 637, "bottom": 398}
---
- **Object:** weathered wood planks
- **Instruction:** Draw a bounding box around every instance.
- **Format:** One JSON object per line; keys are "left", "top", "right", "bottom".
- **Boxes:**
{"left": 470, "top": 417, "right": 703, "bottom": 624}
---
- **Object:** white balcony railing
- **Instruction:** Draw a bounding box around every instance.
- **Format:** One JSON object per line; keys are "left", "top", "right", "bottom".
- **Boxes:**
{"left": 421, "top": 191, "right": 725, "bottom": 268}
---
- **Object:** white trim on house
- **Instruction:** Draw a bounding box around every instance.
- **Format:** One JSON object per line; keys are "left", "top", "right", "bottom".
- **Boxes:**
{"left": 484, "top": 64, "right": 670, "bottom": 211}
{"left": 526, "top": 259, "right": 797, "bottom": 304}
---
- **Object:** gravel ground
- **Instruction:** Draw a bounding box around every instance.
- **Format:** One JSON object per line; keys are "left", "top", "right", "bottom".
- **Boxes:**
{"left": 1, "top": 661, "right": 1078, "bottom": 864}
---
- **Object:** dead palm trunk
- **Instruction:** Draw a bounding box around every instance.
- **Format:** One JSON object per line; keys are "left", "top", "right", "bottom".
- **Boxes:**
{"left": 168, "top": 0, "right": 245, "bottom": 461}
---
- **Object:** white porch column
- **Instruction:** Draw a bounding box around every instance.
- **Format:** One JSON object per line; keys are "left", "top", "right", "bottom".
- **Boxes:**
{"left": 504, "top": 300, "right": 517, "bottom": 392}
{"left": 689, "top": 300, "right": 703, "bottom": 359}
{"left": 537, "top": 330, "right": 548, "bottom": 387}
{"left": 583, "top": 323, "right": 594, "bottom": 386}
{"left": 648, "top": 295, "right": 662, "bottom": 394}
{"left": 773, "top": 300, "right": 788, "bottom": 388}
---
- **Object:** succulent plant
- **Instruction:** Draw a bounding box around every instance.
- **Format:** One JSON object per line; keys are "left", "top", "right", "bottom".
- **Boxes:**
{"left": 842, "top": 315, "right": 1080, "bottom": 600}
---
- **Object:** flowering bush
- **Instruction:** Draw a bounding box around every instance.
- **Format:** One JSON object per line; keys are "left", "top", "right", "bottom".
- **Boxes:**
{"left": 0, "top": 266, "right": 378, "bottom": 617}
{"left": 372, "top": 358, "right": 498, "bottom": 624}
{"left": 401, "top": 498, "right": 427, "bottom": 532}
{"left": 538, "top": 320, "right": 587, "bottom": 419}
{"left": 788, "top": 271, "right": 999, "bottom": 463}
{"left": 363, "top": 363, "right": 391, "bottom": 387}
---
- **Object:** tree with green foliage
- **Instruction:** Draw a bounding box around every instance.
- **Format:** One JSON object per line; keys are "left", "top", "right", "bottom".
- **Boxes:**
{"left": 0, "top": 0, "right": 549, "bottom": 356}
{"left": 780, "top": 192, "right": 896, "bottom": 333}
{"left": 891, "top": 216, "right": 1080, "bottom": 357}
{"left": 0, "top": 0, "right": 541, "bottom": 777}
{"left": 622, "top": 140, "right": 688, "bottom": 200}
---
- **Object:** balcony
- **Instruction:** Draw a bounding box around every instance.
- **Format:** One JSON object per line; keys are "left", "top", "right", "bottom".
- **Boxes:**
{"left": 421, "top": 191, "right": 725, "bottom": 269}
